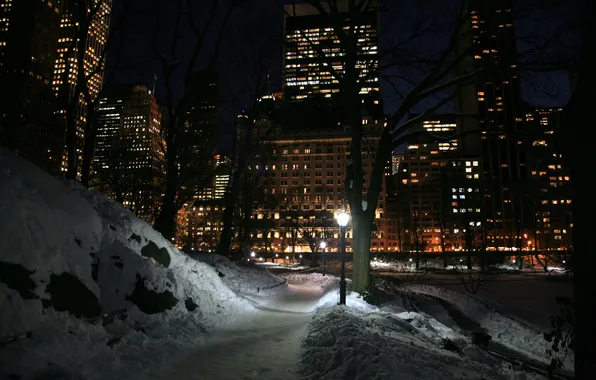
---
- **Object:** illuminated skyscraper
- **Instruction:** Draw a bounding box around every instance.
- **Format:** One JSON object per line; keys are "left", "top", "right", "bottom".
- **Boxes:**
{"left": 397, "top": 117, "right": 483, "bottom": 251}
{"left": 52, "top": 0, "right": 112, "bottom": 176}
{"left": 283, "top": 1, "right": 379, "bottom": 101}
{"left": 527, "top": 108, "right": 572, "bottom": 251}
{"left": 456, "top": 0, "right": 528, "bottom": 244}
{"left": 94, "top": 84, "right": 163, "bottom": 222}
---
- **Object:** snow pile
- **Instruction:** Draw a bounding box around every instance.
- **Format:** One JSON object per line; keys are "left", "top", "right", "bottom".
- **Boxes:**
{"left": 301, "top": 307, "right": 511, "bottom": 380}
{"left": 404, "top": 284, "right": 569, "bottom": 368}
{"left": 0, "top": 148, "right": 254, "bottom": 379}
{"left": 196, "top": 254, "right": 288, "bottom": 298}
{"left": 282, "top": 272, "right": 339, "bottom": 291}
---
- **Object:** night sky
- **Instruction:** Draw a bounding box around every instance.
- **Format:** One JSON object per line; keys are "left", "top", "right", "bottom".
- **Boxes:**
{"left": 105, "top": 0, "right": 582, "bottom": 150}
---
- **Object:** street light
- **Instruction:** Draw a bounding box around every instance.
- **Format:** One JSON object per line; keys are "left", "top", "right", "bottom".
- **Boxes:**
{"left": 320, "top": 240, "right": 327, "bottom": 276}
{"left": 336, "top": 210, "right": 350, "bottom": 305}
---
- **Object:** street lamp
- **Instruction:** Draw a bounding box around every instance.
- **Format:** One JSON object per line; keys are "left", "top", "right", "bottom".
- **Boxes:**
{"left": 320, "top": 241, "right": 327, "bottom": 276}
{"left": 336, "top": 210, "right": 350, "bottom": 305}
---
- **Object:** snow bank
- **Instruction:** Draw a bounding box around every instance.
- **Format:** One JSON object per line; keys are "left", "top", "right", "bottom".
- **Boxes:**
{"left": 282, "top": 272, "right": 339, "bottom": 291}
{"left": 196, "top": 254, "right": 288, "bottom": 299}
{"left": 404, "top": 284, "right": 569, "bottom": 368}
{"left": 0, "top": 148, "right": 254, "bottom": 379}
{"left": 301, "top": 307, "right": 512, "bottom": 380}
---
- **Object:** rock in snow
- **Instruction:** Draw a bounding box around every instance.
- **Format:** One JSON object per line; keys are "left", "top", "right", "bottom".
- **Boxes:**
{"left": 0, "top": 148, "right": 256, "bottom": 379}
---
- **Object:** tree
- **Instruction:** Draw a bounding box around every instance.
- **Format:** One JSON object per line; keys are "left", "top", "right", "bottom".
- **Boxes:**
{"left": 289, "top": 0, "right": 580, "bottom": 293}
{"left": 216, "top": 8, "right": 281, "bottom": 256}
{"left": 299, "top": 211, "right": 334, "bottom": 266}
{"left": 559, "top": 0, "right": 594, "bottom": 376}
{"left": 286, "top": 0, "right": 482, "bottom": 291}
{"left": 151, "top": 0, "right": 240, "bottom": 239}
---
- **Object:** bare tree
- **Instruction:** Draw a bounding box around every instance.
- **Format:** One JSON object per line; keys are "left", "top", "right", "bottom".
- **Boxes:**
{"left": 151, "top": 0, "right": 240, "bottom": 239}
{"left": 216, "top": 9, "right": 281, "bottom": 256}
{"left": 286, "top": 0, "right": 580, "bottom": 293}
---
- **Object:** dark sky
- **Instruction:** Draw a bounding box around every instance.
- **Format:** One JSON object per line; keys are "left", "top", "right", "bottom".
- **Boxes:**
{"left": 105, "top": 0, "right": 582, "bottom": 148}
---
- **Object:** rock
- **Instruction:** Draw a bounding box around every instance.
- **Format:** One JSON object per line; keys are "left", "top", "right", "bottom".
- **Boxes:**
{"left": 127, "top": 275, "right": 178, "bottom": 314}
{"left": 0, "top": 261, "right": 37, "bottom": 299}
{"left": 46, "top": 273, "right": 100, "bottom": 318}
{"left": 129, "top": 233, "right": 142, "bottom": 243}
{"left": 185, "top": 298, "right": 198, "bottom": 311}
{"left": 140, "top": 241, "right": 171, "bottom": 268}
{"left": 471, "top": 331, "right": 492, "bottom": 346}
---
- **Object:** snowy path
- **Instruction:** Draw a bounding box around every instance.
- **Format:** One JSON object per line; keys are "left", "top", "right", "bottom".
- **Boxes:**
{"left": 156, "top": 282, "right": 327, "bottom": 380}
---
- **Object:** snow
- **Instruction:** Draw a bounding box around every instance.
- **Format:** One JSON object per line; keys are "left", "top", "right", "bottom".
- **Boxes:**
{"left": 301, "top": 307, "right": 526, "bottom": 380}
{"left": 403, "top": 284, "right": 573, "bottom": 370}
{"left": 361, "top": 200, "right": 368, "bottom": 211}
{"left": 195, "top": 254, "right": 288, "bottom": 299}
{"left": 158, "top": 281, "right": 326, "bottom": 380}
{"left": 0, "top": 148, "right": 564, "bottom": 379}
{"left": 0, "top": 148, "right": 259, "bottom": 379}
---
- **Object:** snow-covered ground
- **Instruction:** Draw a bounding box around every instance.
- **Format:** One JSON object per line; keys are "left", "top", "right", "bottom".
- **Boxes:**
{"left": 0, "top": 148, "right": 283, "bottom": 380}
{"left": 1, "top": 148, "right": 565, "bottom": 379}
{"left": 301, "top": 307, "right": 530, "bottom": 380}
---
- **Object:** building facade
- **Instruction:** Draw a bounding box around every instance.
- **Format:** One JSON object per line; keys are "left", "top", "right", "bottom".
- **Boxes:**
{"left": 241, "top": 118, "right": 391, "bottom": 254}
{"left": 53, "top": 0, "right": 112, "bottom": 177}
{"left": 526, "top": 108, "right": 572, "bottom": 252}
{"left": 0, "top": 0, "right": 62, "bottom": 170}
{"left": 175, "top": 154, "right": 230, "bottom": 252}
{"left": 456, "top": 0, "right": 530, "bottom": 247}
{"left": 94, "top": 84, "right": 163, "bottom": 222}
{"left": 395, "top": 118, "right": 484, "bottom": 252}
{"left": 283, "top": 1, "right": 379, "bottom": 101}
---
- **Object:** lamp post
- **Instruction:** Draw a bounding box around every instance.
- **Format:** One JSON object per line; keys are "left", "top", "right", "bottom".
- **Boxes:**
{"left": 320, "top": 240, "right": 327, "bottom": 276}
{"left": 336, "top": 210, "right": 350, "bottom": 305}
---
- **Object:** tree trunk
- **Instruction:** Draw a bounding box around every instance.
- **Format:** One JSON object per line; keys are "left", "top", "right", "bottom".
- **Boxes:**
{"left": 154, "top": 134, "right": 178, "bottom": 240}
{"left": 440, "top": 232, "right": 447, "bottom": 268}
{"left": 80, "top": 106, "right": 97, "bottom": 187}
{"left": 65, "top": 112, "right": 78, "bottom": 180}
{"left": 217, "top": 203, "right": 235, "bottom": 255}
{"left": 562, "top": 5, "right": 594, "bottom": 374}
{"left": 352, "top": 214, "right": 372, "bottom": 292}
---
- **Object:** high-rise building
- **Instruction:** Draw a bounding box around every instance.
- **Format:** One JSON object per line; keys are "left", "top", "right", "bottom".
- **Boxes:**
{"left": 53, "top": 0, "right": 112, "bottom": 176}
{"left": 94, "top": 84, "right": 163, "bottom": 222}
{"left": 396, "top": 117, "right": 483, "bottom": 251}
{"left": 184, "top": 68, "right": 218, "bottom": 128}
{"left": 0, "top": 0, "right": 61, "bottom": 169}
{"left": 244, "top": 115, "right": 393, "bottom": 254}
{"left": 175, "top": 154, "right": 231, "bottom": 252}
{"left": 283, "top": 1, "right": 379, "bottom": 101}
{"left": 526, "top": 108, "right": 573, "bottom": 252}
{"left": 456, "top": 0, "right": 528, "bottom": 243}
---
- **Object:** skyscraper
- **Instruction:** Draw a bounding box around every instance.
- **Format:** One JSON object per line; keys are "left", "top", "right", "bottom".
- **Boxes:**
{"left": 95, "top": 84, "right": 163, "bottom": 222}
{"left": 396, "top": 117, "right": 483, "bottom": 251}
{"left": 283, "top": 1, "right": 379, "bottom": 101}
{"left": 457, "top": 0, "right": 528, "bottom": 245}
{"left": 526, "top": 108, "right": 572, "bottom": 252}
{"left": 0, "top": 0, "right": 61, "bottom": 169}
{"left": 53, "top": 0, "right": 112, "bottom": 176}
